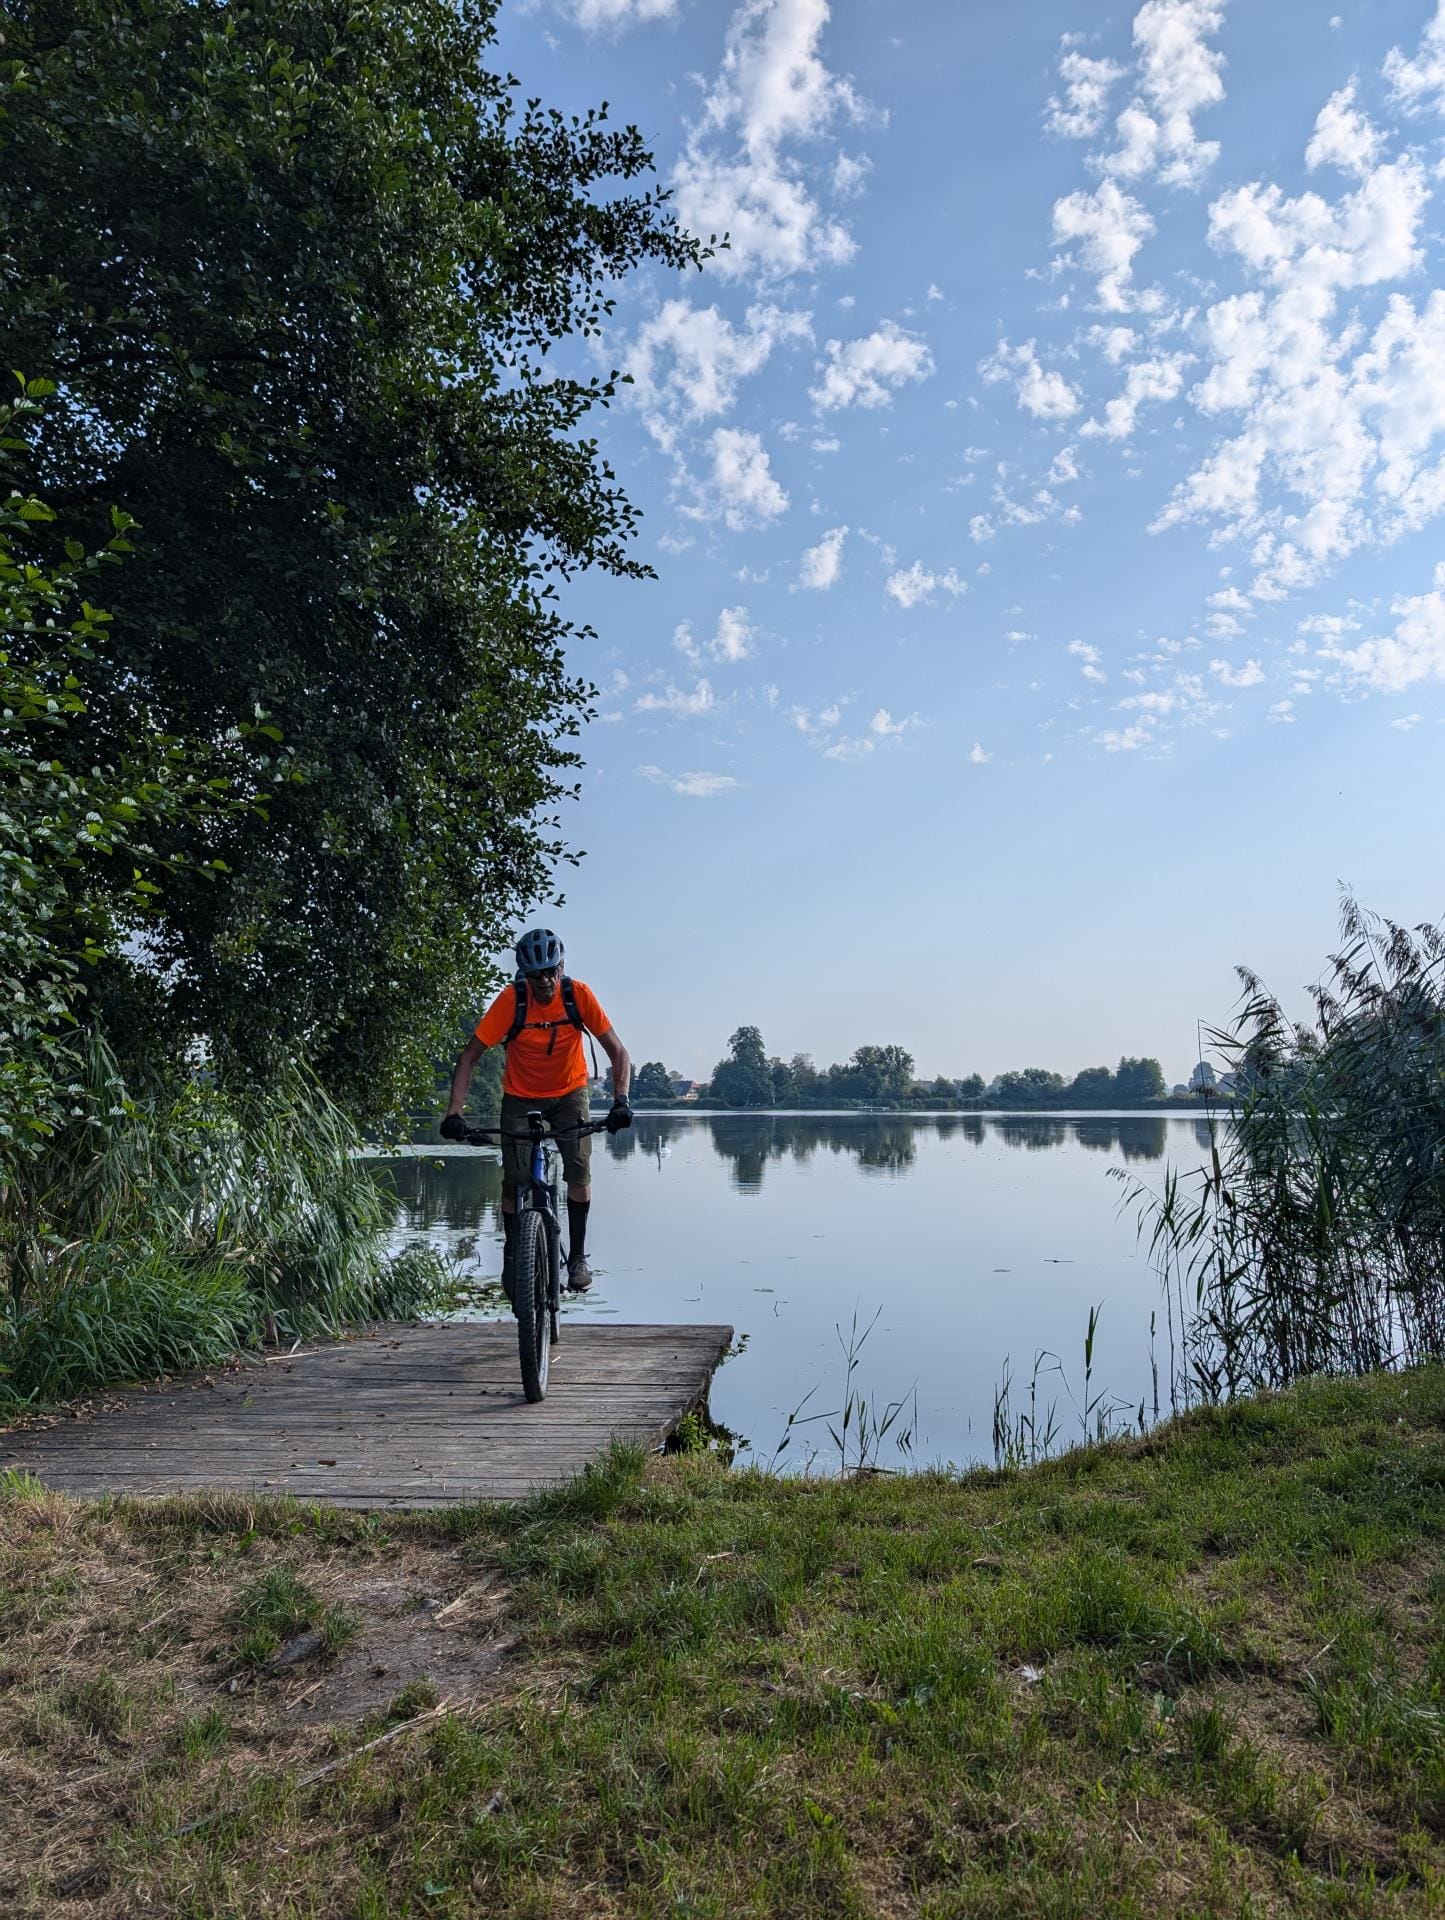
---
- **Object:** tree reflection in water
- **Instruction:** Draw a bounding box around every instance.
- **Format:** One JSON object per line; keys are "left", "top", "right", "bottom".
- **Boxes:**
{"left": 377, "top": 1150, "right": 505, "bottom": 1232}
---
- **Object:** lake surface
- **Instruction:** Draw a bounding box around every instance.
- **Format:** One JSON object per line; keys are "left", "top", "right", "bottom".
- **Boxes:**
{"left": 369, "top": 1112, "right": 1216, "bottom": 1472}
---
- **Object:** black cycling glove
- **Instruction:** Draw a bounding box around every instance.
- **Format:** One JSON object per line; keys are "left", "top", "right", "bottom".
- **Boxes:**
{"left": 606, "top": 1094, "right": 633, "bottom": 1133}
{"left": 439, "top": 1112, "right": 468, "bottom": 1141}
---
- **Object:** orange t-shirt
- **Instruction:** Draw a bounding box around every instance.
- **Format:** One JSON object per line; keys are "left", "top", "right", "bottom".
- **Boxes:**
{"left": 475, "top": 978, "right": 610, "bottom": 1099}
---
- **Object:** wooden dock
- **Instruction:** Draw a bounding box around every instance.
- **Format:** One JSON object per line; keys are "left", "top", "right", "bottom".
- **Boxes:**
{"left": 0, "top": 1322, "right": 735, "bottom": 1508}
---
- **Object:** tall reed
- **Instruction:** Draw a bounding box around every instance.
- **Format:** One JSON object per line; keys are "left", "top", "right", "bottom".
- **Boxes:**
{"left": 0, "top": 1030, "right": 450, "bottom": 1404}
{"left": 1120, "top": 896, "right": 1445, "bottom": 1406}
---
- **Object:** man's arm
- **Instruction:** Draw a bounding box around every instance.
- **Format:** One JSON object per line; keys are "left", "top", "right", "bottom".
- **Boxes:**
{"left": 445, "top": 1034, "right": 488, "bottom": 1117}
{"left": 599, "top": 1026, "right": 631, "bottom": 1100}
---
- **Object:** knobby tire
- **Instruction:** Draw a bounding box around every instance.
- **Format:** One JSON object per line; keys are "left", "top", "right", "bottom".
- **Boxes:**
{"left": 514, "top": 1208, "right": 551, "bottom": 1403}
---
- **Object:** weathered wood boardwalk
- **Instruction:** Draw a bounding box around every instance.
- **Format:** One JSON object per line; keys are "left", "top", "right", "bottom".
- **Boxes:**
{"left": 0, "top": 1322, "right": 735, "bottom": 1508}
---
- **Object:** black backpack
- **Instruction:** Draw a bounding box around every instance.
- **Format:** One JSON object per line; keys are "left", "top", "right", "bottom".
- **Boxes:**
{"left": 505, "top": 973, "right": 587, "bottom": 1059}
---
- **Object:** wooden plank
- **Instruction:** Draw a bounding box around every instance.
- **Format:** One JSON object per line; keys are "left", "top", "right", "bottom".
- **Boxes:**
{"left": 0, "top": 1322, "right": 732, "bottom": 1508}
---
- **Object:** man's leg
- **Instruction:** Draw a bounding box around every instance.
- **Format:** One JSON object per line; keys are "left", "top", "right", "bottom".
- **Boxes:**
{"left": 554, "top": 1090, "right": 595, "bottom": 1290}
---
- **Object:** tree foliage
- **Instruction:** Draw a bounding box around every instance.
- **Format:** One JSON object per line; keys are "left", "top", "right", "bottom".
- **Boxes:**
{"left": 1, "top": 0, "right": 706, "bottom": 1120}
{"left": 0, "top": 387, "right": 248, "bottom": 1157}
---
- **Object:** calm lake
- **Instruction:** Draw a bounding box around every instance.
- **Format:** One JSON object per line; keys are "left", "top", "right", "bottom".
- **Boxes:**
{"left": 369, "top": 1112, "right": 1216, "bottom": 1471}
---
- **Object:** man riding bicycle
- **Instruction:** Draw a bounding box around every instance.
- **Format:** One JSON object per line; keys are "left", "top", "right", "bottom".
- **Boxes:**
{"left": 441, "top": 928, "right": 632, "bottom": 1295}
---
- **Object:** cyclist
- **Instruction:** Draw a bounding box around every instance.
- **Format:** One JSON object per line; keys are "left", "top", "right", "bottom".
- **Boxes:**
{"left": 441, "top": 928, "right": 632, "bottom": 1295}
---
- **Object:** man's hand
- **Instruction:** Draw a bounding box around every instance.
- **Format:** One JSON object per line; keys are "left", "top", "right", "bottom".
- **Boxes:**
{"left": 605, "top": 1094, "right": 632, "bottom": 1133}
{"left": 440, "top": 1112, "right": 468, "bottom": 1142}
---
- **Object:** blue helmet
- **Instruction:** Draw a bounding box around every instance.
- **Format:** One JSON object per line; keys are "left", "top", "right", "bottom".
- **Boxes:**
{"left": 515, "top": 926, "right": 563, "bottom": 975}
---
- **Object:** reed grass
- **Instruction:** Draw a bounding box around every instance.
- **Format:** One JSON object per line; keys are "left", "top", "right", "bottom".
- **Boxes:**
{"left": 1121, "top": 895, "right": 1445, "bottom": 1407}
{"left": 0, "top": 1030, "right": 452, "bottom": 1405}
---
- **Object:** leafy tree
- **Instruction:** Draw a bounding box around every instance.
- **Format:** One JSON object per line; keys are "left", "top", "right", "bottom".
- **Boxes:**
{"left": 993, "top": 1068, "right": 1066, "bottom": 1108}
{"left": 710, "top": 1025, "right": 773, "bottom": 1108}
{"left": 1068, "top": 1064, "right": 1116, "bottom": 1104}
{"left": 788, "top": 1053, "right": 820, "bottom": 1101}
{"left": 769, "top": 1056, "right": 798, "bottom": 1105}
{"left": 1, "top": 0, "right": 706, "bottom": 1120}
{"left": 1, "top": 388, "right": 248, "bottom": 1157}
{"left": 848, "top": 1044, "right": 916, "bottom": 1103}
{"left": 633, "top": 1061, "right": 674, "bottom": 1101}
{"left": 955, "top": 1073, "right": 986, "bottom": 1102}
{"left": 1114, "top": 1056, "right": 1167, "bottom": 1104}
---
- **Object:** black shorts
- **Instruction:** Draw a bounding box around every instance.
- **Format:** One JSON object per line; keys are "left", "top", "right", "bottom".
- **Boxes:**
{"left": 499, "top": 1088, "right": 593, "bottom": 1190}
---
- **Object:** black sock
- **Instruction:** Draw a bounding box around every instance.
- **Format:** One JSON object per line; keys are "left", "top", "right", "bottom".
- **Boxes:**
{"left": 567, "top": 1199, "right": 590, "bottom": 1262}
{"left": 502, "top": 1210, "right": 516, "bottom": 1259}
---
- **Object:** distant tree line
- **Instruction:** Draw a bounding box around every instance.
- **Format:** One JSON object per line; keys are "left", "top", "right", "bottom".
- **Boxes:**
{"left": 623, "top": 1027, "right": 1187, "bottom": 1110}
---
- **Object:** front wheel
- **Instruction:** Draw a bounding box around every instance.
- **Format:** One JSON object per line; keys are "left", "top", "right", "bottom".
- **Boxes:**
{"left": 514, "top": 1207, "right": 551, "bottom": 1403}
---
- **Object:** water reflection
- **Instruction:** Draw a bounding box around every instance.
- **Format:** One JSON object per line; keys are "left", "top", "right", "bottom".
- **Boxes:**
{"left": 381, "top": 1112, "right": 1173, "bottom": 1228}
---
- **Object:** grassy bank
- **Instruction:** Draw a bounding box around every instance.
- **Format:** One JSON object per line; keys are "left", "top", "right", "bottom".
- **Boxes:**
{"left": 3, "top": 1369, "right": 1443, "bottom": 1917}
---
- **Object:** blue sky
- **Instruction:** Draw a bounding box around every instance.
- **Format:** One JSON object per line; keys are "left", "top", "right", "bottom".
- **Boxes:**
{"left": 491, "top": 0, "right": 1445, "bottom": 1084}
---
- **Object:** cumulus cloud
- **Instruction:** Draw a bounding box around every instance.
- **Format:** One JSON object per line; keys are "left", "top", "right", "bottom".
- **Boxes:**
{"left": 980, "top": 339, "right": 1081, "bottom": 420}
{"left": 1069, "top": 638, "right": 1107, "bottom": 682}
{"left": 1082, "top": 353, "right": 1187, "bottom": 439}
{"left": 676, "top": 607, "right": 757, "bottom": 664}
{"left": 810, "top": 320, "right": 934, "bottom": 411}
{"left": 968, "top": 740, "right": 993, "bottom": 764}
{"left": 798, "top": 524, "right": 848, "bottom": 588}
{"left": 672, "top": 0, "right": 868, "bottom": 282}
{"left": 885, "top": 561, "right": 968, "bottom": 608}
{"left": 1385, "top": 1, "right": 1445, "bottom": 116}
{"left": 870, "top": 707, "right": 920, "bottom": 736}
{"left": 832, "top": 151, "right": 872, "bottom": 197}
{"left": 562, "top": 0, "right": 676, "bottom": 26}
{"left": 1051, "top": 180, "right": 1156, "bottom": 311}
{"left": 684, "top": 428, "right": 790, "bottom": 529}
{"left": 1094, "top": 0, "right": 1227, "bottom": 191}
{"left": 625, "top": 301, "right": 811, "bottom": 450}
{"left": 634, "top": 678, "right": 717, "bottom": 717}
{"left": 1208, "top": 656, "right": 1265, "bottom": 686}
{"left": 637, "top": 763, "right": 743, "bottom": 797}
{"left": 1152, "top": 152, "right": 1444, "bottom": 596}
{"left": 1305, "top": 81, "right": 1384, "bottom": 177}
{"left": 1046, "top": 49, "right": 1126, "bottom": 140}
{"left": 1318, "top": 566, "right": 1445, "bottom": 691}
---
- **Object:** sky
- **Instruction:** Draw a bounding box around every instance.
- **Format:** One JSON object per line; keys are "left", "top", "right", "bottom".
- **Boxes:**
{"left": 487, "top": 0, "right": 1445, "bottom": 1085}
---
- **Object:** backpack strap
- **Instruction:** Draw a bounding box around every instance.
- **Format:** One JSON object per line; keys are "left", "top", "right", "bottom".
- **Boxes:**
{"left": 504, "top": 978, "right": 528, "bottom": 1047}
{"left": 560, "top": 976, "right": 583, "bottom": 1031}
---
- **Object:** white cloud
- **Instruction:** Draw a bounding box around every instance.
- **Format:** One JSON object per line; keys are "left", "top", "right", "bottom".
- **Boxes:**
{"left": 832, "top": 151, "right": 871, "bottom": 197}
{"left": 1305, "top": 81, "right": 1383, "bottom": 178}
{"left": 562, "top": 0, "right": 676, "bottom": 27}
{"left": 969, "top": 513, "right": 996, "bottom": 543}
{"left": 673, "top": 607, "right": 756, "bottom": 663}
{"left": 980, "top": 338, "right": 1081, "bottom": 420}
{"left": 634, "top": 677, "right": 717, "bottom": 717}
{"left": 870, "top": 707, "right": 920, "bottom": 736}
{"left": 1051, "top": 180, "right": 1156, "bottom": 311}
{"left": 637, "top": 763, "right": 743, "bottom": 797}
{"left": 1095, "top": 0, "right": 1227, "bottom": 191}
{"left": 798, "top": 524, "right": 848, "bottom": 588}
{"left": 1082, "top": 353, "right": 1186, "bottom": 439}
{"left": 1266, "top": 698, "right": 1295, "bottom": 723}
{"left": 625, "top": 300, "right": 811, "bottom": 449}
{"left": 810, "top": 320, "right": 934, "bottom": 411}
{"left": 1385, "top": 1, "right": 1445, "bottom": 116}
{"left": 686, "top": 428, "right": 790, "bottom": 529}
{"left": 1047, "top": 445, "right": 1081, "bottom": 485}
{"left": 1390, "top": 712, "right": 1424, "bottom": 730}
{"left": 885, "top": 561, "right": 968, "bottom": 608}
{"left": 968, "top": 740, "right": 993, "bottom": 764}
{"left": 672, "top": 0, "right": 868, "bottom": 282}
{"left": 823, "top": 735, "right": 874, "bottom": 761}
{"left": 1069, "top": 638, "right": 1107, "bottom": 682}
{"left": 1208, "top": 656, "right": 1265, "bottom": 687}
{"left": 789, "top": 700, "right": 844, "bottom": 733}
{"left": 1319, "top": 568, "right": 1445, "bottom": 691}
{"left": 1046, "top": 49, "right": 1126, "bottom": 140}
{"left": 1152, "top": 154, "right": 1443, "bottom": 594}
{"left": 1096, "top": 722, "right": 1154, "bottom": 751}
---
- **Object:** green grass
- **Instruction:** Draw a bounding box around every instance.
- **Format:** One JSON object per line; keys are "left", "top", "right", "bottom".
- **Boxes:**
{"left": 2, "top": 1369, "right": 1443, "bottom": 1916}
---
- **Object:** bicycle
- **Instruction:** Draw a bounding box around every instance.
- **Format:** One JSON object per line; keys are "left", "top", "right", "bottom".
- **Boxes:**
{"left": 452, "top": 1112, "right": 608, "bottom": 1403}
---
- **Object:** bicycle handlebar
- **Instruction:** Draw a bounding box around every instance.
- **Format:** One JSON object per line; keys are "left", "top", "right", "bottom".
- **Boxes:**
{"left": 449, "top": 1116, "right": 611, "bottom": 1147}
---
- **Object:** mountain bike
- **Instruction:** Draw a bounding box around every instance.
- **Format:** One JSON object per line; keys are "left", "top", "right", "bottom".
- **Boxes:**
{"left": 453, "top": 1112, "right": 608, "bottom": 1403}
